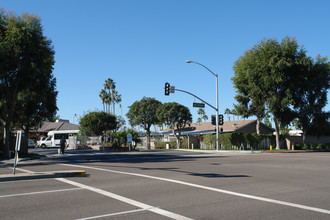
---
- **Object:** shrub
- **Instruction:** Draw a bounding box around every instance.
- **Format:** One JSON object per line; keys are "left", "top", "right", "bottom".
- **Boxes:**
{"left": 316, "top": 144, "right": 325, "bottom": 150}
{"left": 216, "top": 133, "right": 264, "bottom": 150}
{"left": 154, "top": 141, "right": 171, "bottom": 149}
{"left": 302, "top": 145, "right": 309, "bottom": 150}
{"left": 203, "top": 134, "right": 216, "bottom": 149}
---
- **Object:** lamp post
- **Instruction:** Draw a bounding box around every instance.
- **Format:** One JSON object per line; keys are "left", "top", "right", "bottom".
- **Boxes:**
{"left": 186, "top": 60, "right": 219, "bottom": 150}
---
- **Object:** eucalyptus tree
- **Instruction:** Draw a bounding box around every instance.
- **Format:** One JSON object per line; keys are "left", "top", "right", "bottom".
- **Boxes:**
{"left": 157, "top": 102, "right": 192, "bottom": 149}
{"left": 126, "top": 97, "right": 162, "bottom": 149}
{"left": 13, "top": 78, "right": 58, "bottom": 154}
{"left": 232, "top": 49, "right": 267, "bottom": 134}
{"left": 0, "top": 10, "right": 56, "bottom": 158}
{"left": 290, "top": 55, "right": 329, "bottom": 145}
{"left": 232, "top": 37, "right": 327, "bottom": 149}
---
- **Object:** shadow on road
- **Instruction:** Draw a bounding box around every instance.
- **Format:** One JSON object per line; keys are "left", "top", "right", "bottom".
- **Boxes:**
{"left": 3, "top": 148, "right": 250, "bottom": 179}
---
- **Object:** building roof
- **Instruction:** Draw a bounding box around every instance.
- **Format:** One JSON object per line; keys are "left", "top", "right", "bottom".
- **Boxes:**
{"left": 36, "top": 120, "right": 79, "bottom": 133}
{"left": 160, "top": 120, "right": 273, "bottom": 135}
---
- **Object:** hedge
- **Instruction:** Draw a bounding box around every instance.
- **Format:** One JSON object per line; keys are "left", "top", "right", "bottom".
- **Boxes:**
{"left": 154, "top": 139, "right": 189, "bottom": 149}
{"left": 203, "top": 133, "right": 275, "bottom": 150}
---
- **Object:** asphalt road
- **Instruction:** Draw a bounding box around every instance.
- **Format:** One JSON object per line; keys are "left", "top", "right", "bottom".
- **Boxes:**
{"left": 1, "top": 149, "right": 330, "bottom": 219}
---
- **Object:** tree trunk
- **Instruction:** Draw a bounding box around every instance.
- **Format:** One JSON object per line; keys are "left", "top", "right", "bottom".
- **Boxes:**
{"left": 146, "top": 129, "right": 150, "bottom": 150}
{"left": 274, "top": 119, "right": 281, "bottom": 150}
{"left": 20, "top": 126, "right": 30, "bottom": 155}
{"left": 256, "top": 117, "right": 261, "bottom": 135}
{"left": 4, "top": 121, "right": 12, "bottom": 159}
{"left": 171, "top": 129, "right": 181, "bottom": 149}
{"left": 302, "top": 127, "right": 307, "bottom": 147}
{"left": 176, "top": 134, "right": 181, "bottom": 149}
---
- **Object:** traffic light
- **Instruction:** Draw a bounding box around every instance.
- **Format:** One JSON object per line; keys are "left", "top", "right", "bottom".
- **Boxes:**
{"left": 211, "top": 115, "right": 216, "bottom": 125}
{"left": 219, "top": 114, "right": 224, "bottom": 125}
{"left": 165, "top": 82, "right": 170, "bottom": 96}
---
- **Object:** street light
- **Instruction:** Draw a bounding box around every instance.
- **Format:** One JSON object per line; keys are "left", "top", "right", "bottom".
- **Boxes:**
{"left": 186, "top": 60, "right": 220, "bottom": 150}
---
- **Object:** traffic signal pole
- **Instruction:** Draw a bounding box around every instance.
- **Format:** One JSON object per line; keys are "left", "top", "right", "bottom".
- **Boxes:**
{"left": 174, "top": 88, "right": 216, "bottom": 111}
{"left": 216, "top": 73, "right": 219, "bottom": 150}
{"left": 186, "top": 60, "right": 220, "bottom": 150}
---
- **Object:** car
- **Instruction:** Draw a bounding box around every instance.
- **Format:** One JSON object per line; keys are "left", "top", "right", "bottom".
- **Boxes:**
{"left": 28, "top": 139, "right": 36, "bottom": 148}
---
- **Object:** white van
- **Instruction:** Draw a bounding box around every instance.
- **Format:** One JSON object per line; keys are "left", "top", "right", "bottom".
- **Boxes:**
{"left": 38, "top": 130, "right": 79, "bottom": 148}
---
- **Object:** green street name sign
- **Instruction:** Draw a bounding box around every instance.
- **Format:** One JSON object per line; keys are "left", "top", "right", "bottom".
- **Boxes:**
{"left": 192, "top": 102, "right": 205, "bottom": 108}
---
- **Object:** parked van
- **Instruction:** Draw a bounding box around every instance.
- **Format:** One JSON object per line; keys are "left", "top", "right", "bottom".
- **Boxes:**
{"left": 38, "top": 130, "right": 79, "bottom": 148}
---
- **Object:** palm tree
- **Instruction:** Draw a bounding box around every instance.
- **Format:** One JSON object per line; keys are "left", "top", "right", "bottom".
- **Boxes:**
{"left": 231, "top": 109, "right": 238, "bottom": 121}
{"left": 197, "top": 108, "right": 208, "bottom": 122}
{"left": 99, "top": 89, "right": 107, "bottom": 112}
{"left": 100, "top": 78, "right": 122, "bottom": 115}
{"left": 224, "top": 108, "right": 231, "bottom": 121}
{"left": 112, "top": 90, "right": 122, "bottom": 115}
{"left": 103, "top": 78, "right": 116, "bottom": 114}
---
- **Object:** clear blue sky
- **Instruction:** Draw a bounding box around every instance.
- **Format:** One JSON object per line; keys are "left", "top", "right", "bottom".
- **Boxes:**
{"left": 2, "top": 0, "right": 330, "bottom": 128}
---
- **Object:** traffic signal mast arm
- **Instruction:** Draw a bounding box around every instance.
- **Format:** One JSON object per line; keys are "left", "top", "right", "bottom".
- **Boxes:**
{"left": 174, "top": 88, "right": 217, "bottom": 111}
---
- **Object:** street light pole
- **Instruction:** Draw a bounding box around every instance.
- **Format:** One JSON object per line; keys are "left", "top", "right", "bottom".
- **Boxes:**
{"left": 186, "top": 60, "right": 219, "bottom": 150}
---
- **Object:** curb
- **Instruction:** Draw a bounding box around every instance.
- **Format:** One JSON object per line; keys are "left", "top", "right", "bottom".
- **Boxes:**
{"left": 261, "top": 150, "right": 310, "bottom": 153}
{"left": 176, "top": 149, "right": 317, "bottom": 154}
{"left": 0, "top": 170, "right": 86, "bottom": 182}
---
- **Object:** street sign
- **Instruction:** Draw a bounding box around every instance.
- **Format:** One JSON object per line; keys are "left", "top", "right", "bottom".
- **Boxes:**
{"left": 170, "top": 86, "right": 175, "bottom": 93}
{"left": 192, "top": 102, "right": 205, "bottom": 108}
{"left": 127, "top": 133, "right": 132, "bottom": 143}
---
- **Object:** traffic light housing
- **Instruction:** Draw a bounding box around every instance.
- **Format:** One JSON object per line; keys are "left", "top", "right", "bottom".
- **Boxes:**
{"left": 211, "top": 114, "right": 223, "bottom": 125}
{"left": 219, "top": 114, "right": 224, "bottom": 125}
{"left": 211, "top": 115, "right": 216, "bottom": 125}
{"left": 165, "top": 82, "right": 170, "bottom": 96}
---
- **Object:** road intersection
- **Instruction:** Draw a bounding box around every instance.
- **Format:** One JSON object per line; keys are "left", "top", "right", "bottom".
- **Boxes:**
{"left": 1, "top": 149, "right": 330, "bottom": 219}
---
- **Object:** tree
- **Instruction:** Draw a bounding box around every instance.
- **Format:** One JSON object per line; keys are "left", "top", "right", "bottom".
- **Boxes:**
{"left": 0, "top": 9, "right": 56, "bottom": 158}
{"left": 99, "top": 89, "right": 107, "bottom": 112}
{"left": 232, "top": 37, "right": 328, "bottom": 149}
{"left": 112, "top": 90, "right": 122, "bottom": 115}
{"left": 157, "top": 102, "right": 192, "bottom": 149}
{"left": 126, "top": 97, "right": 162, "bottom": 149}
{"left": 79, "top": 111, "right": 117, "bottom": 136}
{"left": 13, "top": 77, "right": 58, "bottom": 154}
{"left": 263, "top": 37, "right": 310, "bottom": 149}
{"left": 231, "top": 108, "right": 239, "bottom": 121}
{"left": 114, "top": 116, "right": 126, "bottom": 132}
{"left": 224, "top": 108, "right": 231, "bottom": 121}
{"left": 263, "top": 113, "right": 272, "bottom": 128}
{"left": 291, "top": 55, "right": 329, "bottom": 145}
{"left": 197, "top": 108, "right": 208, "bottom": 122}
{"left": 99, "top": 78, "right": 121, "bottom": 115}
{"left": 112, "top": 128, "right": 140, "bottom": 150}
{"left": 232, "top": 49, "right": 267, "bottom": 134}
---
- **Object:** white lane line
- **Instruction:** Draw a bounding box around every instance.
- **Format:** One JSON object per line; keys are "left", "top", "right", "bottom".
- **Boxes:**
{"left": 15, "top": 167, "right": 35, "bottom": 173}
{"left": 76, "top": 208, "right": 151, "bottom": 220}
{"left": 57, "top": 177, "right": 193, "bottom": 220}
{"left": 62, "top": 163, "right": 330, "bottom": 215}
{"left": 0, "top": 188, "right": 82, "bottom": 198}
